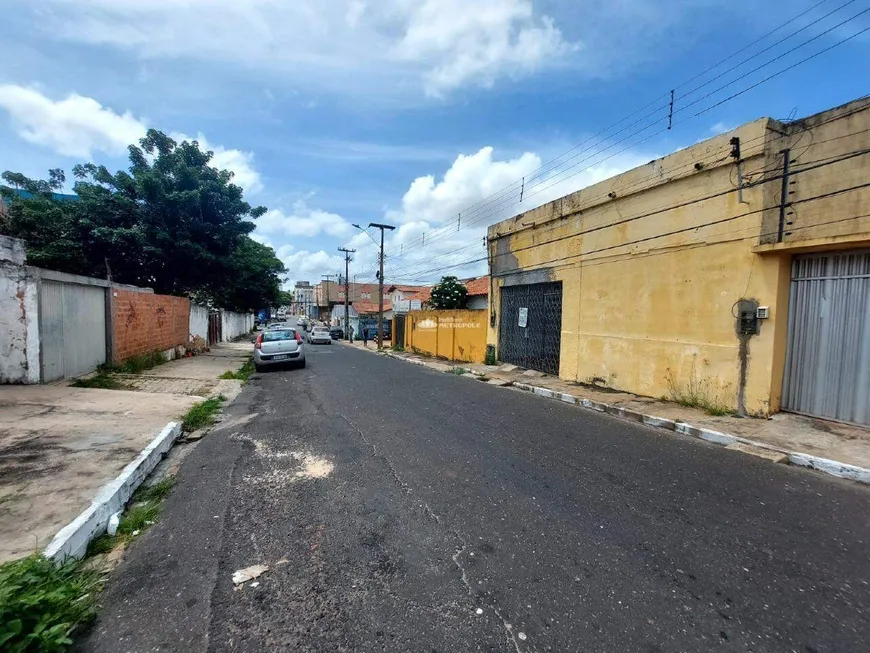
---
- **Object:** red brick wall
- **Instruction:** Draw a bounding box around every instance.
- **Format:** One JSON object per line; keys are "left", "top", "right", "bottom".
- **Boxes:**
{"left": 112, "top": 289, "right": 190, "bottom": 363}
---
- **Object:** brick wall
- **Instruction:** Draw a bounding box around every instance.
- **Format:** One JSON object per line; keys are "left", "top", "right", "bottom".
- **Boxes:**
{"left": 112, "top": 289, "right": 190, "bottom": 363}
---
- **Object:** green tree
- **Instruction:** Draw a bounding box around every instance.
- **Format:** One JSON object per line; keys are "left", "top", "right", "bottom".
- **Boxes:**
{"left": 277, "top": 290, "right": 294, "bottom": 306}
{"left": 0, "top": 130, "right": 285, "bottom": 308}
{"left": 429, "top": 275, "right": 468, "bottom": 309}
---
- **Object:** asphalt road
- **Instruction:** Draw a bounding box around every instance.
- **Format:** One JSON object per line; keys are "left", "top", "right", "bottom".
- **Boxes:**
{"left": 81, "top": 343, "right": 870, "bottom": 653}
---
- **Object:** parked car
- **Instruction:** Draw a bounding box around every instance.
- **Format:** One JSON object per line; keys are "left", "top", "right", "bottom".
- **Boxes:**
{"left": 329, "top": 326, "right": 344, "bottom": 340}
{"left": 254, "top": 328, "right": 305, "bottom": 371}
{"left": 268, "top": 322, "right": 292, "bottom": 330}
{"left": 308, "top": 326, "right": 332, "bottom": 345}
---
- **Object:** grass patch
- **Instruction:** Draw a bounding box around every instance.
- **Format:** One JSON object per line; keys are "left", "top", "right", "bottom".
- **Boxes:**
{"left": 86, "top": 478, "right": 176, "bottom": 558}
{"left": 103, "top": 351, "right": 167, "bottom": 375}
{"left": 484, "top": 345, "right": 497, "bottom": 366}
{"left": 181, "top": 396, "right": 225, "bottom": 433}
{"left": 69, "top": 373, "right": 128, "bottom": 390}
{"left": 390, "top": 344, "right": 405, "bottom": 353}
{"left": 0, "top": 554, "right": 102, "bottom": 652}
{"left": 665, "top": 365, "right": 733, "bottom": 417}
{"left": 450, "top": 366, "right": 468, "bottom": 375}
{"left": 218, "top": 358, "right": 255, "bottom": 382}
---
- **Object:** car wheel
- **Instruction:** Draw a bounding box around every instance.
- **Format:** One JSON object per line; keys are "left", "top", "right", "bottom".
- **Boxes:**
{"left": 254, "top": 363, "right": 264, "bottom": 373}
{"left": 297, "top": 359, "right": 306, "bottom": 369}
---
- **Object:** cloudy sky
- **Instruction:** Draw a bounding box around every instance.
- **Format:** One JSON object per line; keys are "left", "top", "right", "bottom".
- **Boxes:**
{"left": 1, "top": 0, "right": 868, "bottom": 286}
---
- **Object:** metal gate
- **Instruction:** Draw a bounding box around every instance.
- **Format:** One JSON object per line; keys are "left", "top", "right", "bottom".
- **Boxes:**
{"left": 39, "top": 281, "right": 107, "bottom": 382}
{"left": 782, "top": 251, "right": 870, "bottom": 425}
{"left": 498, "top": 282, "right": 562, "bottom": 375}
{"left": 208, "top": 312, "right": 222, "bottom": 344}
{"left": 394, "top": 314, "right": 406, "bottom": 349}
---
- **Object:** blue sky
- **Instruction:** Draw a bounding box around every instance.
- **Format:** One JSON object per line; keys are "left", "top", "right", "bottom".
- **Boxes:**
{"left": 1, "top": 0, "right": 868, "bottom": 287}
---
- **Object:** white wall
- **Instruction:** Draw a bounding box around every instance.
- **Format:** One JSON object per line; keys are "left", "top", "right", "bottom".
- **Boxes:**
{"left": 221, "top": 310, "right": 254, "bottom": 341}
{"left": 466, "top": 296, "right": 488, "bottom": 311}
{"left": 0, "top": 235, "right": 40, "bottom": 383}
{"left": 189, "top": 304, "right": 210, "bottom": 345}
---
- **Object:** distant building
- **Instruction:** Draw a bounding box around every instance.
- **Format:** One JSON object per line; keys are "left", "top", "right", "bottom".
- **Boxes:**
{"left": 462, "top": 276, "right": 489, "bottom": 310}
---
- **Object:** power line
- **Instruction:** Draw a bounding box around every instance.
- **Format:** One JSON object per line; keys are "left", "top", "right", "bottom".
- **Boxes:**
{"left": 386, "top": 7, "right": 870, "bottom": 260}
{"left": 383, "top": 147, "right": 870, "bottom": 281}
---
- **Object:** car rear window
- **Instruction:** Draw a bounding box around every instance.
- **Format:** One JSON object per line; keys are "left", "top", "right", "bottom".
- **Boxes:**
{"left": 263, "top": 330, "right": 295, "bottom": 341}
{"left": 313, "top": 327, "right": 329, "bottom": 333}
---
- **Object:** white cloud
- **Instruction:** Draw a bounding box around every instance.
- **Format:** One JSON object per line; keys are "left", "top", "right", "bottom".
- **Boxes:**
{"left": 280, "top": 249, "right": 348, "bottom": 285}
{"left": 256, "top": 201, "right": 353, "bottom": 238}
{"left": 393, "top": 0, "right": 572, "bottom": 96}
{"left": 0, "top": 84, "right": 146, "bottom": 157}
{"left": 171, "top": 131, "right": 263, "bottom": 194}
{"left": 32, "top": 0, "right": 573, "bottom": 98}
{"left": 372, "top": 145, "right": 652, "bottom": 282}
{"left": 0, "top": 85, "right": 262, "bottom": 193}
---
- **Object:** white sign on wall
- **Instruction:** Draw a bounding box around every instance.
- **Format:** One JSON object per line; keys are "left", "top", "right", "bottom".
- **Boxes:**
{"left": 518, "top": 307, "right": 528, "bottom": 328}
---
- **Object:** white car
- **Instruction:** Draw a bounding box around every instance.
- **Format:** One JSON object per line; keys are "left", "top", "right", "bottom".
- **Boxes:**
{"left": 308, "top": 326, "right": 332, "bottom": 345}
{"left": 253, "top": 327, "right": 305, "bottom": 371}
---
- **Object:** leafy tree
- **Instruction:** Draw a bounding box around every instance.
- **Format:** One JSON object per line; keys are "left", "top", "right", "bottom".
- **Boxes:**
{"left": 277, "top": 290, "right": 294, "bottom": 306}
{"left": 429, "top": 275, "right": 468, "bottom": 309}
{"left": 0, "top": 129, "right": 285, "bottom": 309}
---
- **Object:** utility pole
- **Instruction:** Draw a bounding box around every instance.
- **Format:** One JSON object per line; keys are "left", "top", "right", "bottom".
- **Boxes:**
{"left": 368, "top": 222, "right": 395, "bottom": 350}
{"left": 338, "top": 247, "right": 355, "bottom": 341}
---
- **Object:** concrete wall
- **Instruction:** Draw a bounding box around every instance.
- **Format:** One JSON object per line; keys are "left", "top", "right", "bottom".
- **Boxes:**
{"left": 112, "top": 289, "right": 189, "bottom": 362}
{"left": 221, "top": 310, "right": 254, "bottom": 341}
{"left": 0, "top": 235, "right": 39, "bottom": 383}
{"left": 486, "top": 97, "right": 870, "bottom": 416}
{"left": 406, "top": 310, "right": 488, "bottom": 363}
{"left": 189, "top": 304, "right": 210, "bottom": 345}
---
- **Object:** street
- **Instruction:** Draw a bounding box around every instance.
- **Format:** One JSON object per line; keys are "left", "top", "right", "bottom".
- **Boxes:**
{"left": 81, "top": 343, "right": 870, "bottom": 653}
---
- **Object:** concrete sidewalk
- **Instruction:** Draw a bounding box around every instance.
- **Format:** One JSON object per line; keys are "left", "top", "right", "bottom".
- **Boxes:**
{"left": 118, "top": 342, "right": 251, "bottom": 402}
{"left": 346, "top": 341, "right": 870, "bottom": 475}
{"left": 0, "top": 386, "right": 199, "bottom": 562}
{"left": 0, "top": 343, "right": 254, "bottom": 562}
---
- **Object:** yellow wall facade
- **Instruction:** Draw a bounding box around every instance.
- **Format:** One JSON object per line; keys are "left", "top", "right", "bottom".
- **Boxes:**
{"left": 487, "top": 97, "right": 870, "bottom": 415}
{"left": 406, "top": 310, "right": 489, "bottom": 363}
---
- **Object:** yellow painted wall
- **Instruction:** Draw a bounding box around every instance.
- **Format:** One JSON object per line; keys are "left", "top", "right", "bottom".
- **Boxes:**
{"left": 406, "top": 310, "right": 488, "bottom": 363}
{"left": 486, "top": 97, "right": 870, "bottom": 415}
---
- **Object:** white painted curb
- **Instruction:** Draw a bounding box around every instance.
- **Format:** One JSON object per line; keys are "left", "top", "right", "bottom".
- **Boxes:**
{"left": 43, "top": 421, "right": 182, "bottom": 563}
{"left": 380, "top": 352, "right": 870, "bottom": 486}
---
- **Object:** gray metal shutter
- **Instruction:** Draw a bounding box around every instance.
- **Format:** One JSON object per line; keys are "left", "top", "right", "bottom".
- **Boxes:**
{"left": 39, "top": 281, "right": 107, "bottom": 382}
{"left": 782, "top": 251, "right": 870, "bottom": 425}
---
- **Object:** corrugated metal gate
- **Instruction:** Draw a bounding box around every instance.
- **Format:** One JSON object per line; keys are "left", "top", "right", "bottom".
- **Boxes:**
{"left": 39, "top": 281, "right": 107, "bottom": 382}
{"left": 782, "top": 251, "right": 870, "bottom": 425}
{"left": 498, "top": 282, "right": 562, "bottom": 375}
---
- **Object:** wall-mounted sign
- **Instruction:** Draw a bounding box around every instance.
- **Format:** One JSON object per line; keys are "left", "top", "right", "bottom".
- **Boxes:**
{"left": 518, "top": 307, "right": 528, "bottom": 328}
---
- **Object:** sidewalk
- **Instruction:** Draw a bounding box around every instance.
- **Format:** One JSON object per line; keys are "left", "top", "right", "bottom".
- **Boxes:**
{"left": 345, "top": 341, "right": 870, "bottom": 479}
{"left": 0, "top": 343, "right": 252, "bottom": 562}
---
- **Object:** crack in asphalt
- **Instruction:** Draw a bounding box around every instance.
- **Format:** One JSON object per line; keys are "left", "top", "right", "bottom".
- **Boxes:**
{"left": 339, "top": 412, "right": 526, "bottom": 653}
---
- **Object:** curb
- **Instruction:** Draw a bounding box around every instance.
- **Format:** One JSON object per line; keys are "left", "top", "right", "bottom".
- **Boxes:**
{"left": 43, "top": 421, "right": 183, "bottom": 562}
{"left": 378, "top": 353, "right": 870, "bottom": 486}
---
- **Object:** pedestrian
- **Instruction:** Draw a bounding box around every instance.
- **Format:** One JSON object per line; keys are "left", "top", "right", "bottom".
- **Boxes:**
{"left": 363, "top": 327, "right": 369, "bottom": 347}
{"left": 349, "top": 325, "right": 354, "bottom": 343}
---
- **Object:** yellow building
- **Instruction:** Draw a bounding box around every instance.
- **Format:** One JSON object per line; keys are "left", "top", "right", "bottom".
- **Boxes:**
{"left": 487, "top": 97, "right": 870, "bottom": 424}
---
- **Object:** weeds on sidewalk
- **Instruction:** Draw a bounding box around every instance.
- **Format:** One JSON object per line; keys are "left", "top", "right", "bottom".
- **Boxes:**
{"left": 70, "top": 374, "right": 129, "bottom": 390}
{"left": 87, "top": 477, "right": 176, "bottom": 558}
{"left": 102, "top": 351, "right": 167, "bottom": 375}
{"left": 0, "top": 554, "right": 101, "bottom": 652}
{"left": 181, "top": 396, "right": 225, "bottom": 433}
{"left": 391, "top": 344, "right": 405, "bottom": 353}
{"left": 450, "top": 366, "right": 468, "bottom": 375}
{"left": 219, "top": 358, "right": 255, "bottom": 383}
{"left": 665, "top": 366, "right": 733, "bottom": 417}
